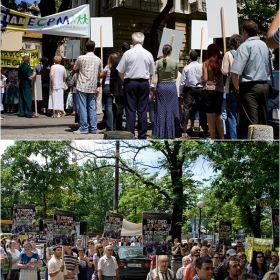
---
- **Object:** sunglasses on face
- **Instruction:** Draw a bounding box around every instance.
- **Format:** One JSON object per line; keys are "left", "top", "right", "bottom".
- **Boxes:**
{"left": 257, "top": 256, "right": 264, "bottom": 259}
{"left": 213, "top": 257, "right": 220, "bottom": 259}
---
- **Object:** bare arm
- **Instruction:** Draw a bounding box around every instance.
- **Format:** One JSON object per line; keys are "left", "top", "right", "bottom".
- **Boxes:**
{"left": 50, "top": 66, "right": 54, "bottom": 87}
{"left": 266, "top": 10, "right": 279, "bottom": 49}
{"left": 99, "top": 70, "right": 106, "bottom": 79}
{"left": 98, "top": 269, "right": 103, "bottom": 280}
{"left": 231, "top": 73, "right": 239, "bottom": 91}
{"left": 201, "top": 61, "right": 208, "bottom": 83}
{"left": 118, "top": 72, "right": 124, "bottom": 81}
{"left": 174, "top": 68, "right": 178, "bottom": 80}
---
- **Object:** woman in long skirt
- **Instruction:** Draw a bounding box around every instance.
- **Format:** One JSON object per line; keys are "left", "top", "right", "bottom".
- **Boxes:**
{"left": 152, "top": 44, "right": 181, "bottom": 139}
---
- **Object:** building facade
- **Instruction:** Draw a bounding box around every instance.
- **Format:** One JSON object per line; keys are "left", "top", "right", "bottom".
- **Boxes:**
{"left": 71, "top": 0, "right": 207, "bottom": 67}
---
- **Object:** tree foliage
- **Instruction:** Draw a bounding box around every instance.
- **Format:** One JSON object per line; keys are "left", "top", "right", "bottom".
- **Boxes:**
{"left": 200, "top": 141, "right": 279, "bottom": 238}
{"left": 237, "top": 0, "right": 278, "bottom": 35}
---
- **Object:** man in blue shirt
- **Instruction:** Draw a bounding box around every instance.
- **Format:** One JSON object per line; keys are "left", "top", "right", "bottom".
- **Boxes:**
{"left": 231, "top": 20, "right": 270, "bottom": 138}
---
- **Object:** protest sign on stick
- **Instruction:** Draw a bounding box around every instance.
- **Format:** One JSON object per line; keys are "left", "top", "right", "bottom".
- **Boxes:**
{"left": 103, "top": 212, "right": 123, "bottom": 240}
{"left": 91, "top": 17, "right": 113, "bottom": 48}
{"left": 66, "top": 40, "right": 81, "bottom": 60}
{"left": 142, "top": 212, "right": 172, "bottom": 255}
{"left": 219, "top": 221, "right": 232, "bottom": 246}
{"left": 206, "top": 0, "right": 239, "bottom": 53}
{"left": 12, "top": 204, "right": 36, "bottom": 234}
{"left": 53, "top": 210, "right": 76, "bottom": 246}
{"left": 157, "top": 28, "right": 184, "bottom": 61}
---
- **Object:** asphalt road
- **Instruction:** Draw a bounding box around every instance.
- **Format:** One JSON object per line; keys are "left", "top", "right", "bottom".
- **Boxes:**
{"left": 1, "top": 111, "right": 206, "bottom": 140}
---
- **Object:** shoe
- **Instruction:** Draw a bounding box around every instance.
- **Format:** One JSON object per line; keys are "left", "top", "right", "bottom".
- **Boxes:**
{"left": 101, "top": 128, "right": 109, "bottom": 133}
{"left": 29, "top": 115, "right": 39, "bottom": 118}
{"left": 73, "top": 129, "right": 89, "bottom": 134}
{"left": 89, "top": 130, "right": 97, "bottom": 134}
{"left": 18, "top": 114, "right": 25, "bottom": 117}
{"left": 71, "top": 112, "right": 76, "bottom": 116}
{"left": 180, "top": 133, "right": 189, "bottom": 139}
{"left": 0, "top": 117, "right": 3, "bottom": 120}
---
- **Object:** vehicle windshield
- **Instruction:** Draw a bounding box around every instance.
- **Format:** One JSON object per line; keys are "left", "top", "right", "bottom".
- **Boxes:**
{"left": 119, "top": 247, "right": 146, "bottom": 258}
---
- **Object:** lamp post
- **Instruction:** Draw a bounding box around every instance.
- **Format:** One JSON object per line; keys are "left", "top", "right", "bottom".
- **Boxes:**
{"left": 197, "top": 201, "right": 205, "bottom": 239}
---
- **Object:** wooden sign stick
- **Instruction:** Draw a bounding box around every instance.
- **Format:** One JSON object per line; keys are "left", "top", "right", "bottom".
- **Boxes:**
{"left": 100, "top": 25, "right": 103, "bottom": 66}
{"left": 71, "top": 45, "right": 74, "bottom": 62}
{"left": 156, "top": 255, "right": 158, "bottom": 276}
{"left": 200, "top": 27, "right": 204, "bottom": 64}
{"left": 170, "top": 35, "right": 174, "bottom": 47}
{"left": 33, "top": 77, "right": 38, "bottom": 116}
{"left": 221, "top": 7, "right": 227, "bottom": 54}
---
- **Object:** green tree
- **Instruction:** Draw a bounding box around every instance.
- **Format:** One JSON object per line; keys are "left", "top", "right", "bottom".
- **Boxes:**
{"left": 1, "top": 141, "right": 78, "bottom": 220}
{"left": 237, "top": 0, "right": 278, "bottom": 35}
{"left": 200, "top": 141, "right": 279, "bottom": 238}
{"left": 68, "top": 140, "right": 202, "bottom": 240}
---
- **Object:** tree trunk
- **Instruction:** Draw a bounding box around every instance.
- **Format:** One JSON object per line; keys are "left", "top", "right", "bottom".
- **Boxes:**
{"left": 39, "top": 0, "right": 71, "bottom": 64}
{"left": 149, "top": 0, "right": 173, "bottom": 60}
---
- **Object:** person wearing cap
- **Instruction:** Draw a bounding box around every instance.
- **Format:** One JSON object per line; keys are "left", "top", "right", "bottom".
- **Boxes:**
{"left": 224, "top": 256, "right": 242, "bottom": 280}
{"left": 98, "top": 245, "right": 118, "bottom": 280}
{"left": 48, "top": 245, "right": 67, "bottom": 280}
{"left": 214, "top": 249, "right": 237, "bottom": 280}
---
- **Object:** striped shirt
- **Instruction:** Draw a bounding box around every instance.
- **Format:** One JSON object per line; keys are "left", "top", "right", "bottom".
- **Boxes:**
{"left": 272, "top": 27, "right": 279, "bottom": 46}
{"left": 64, "top": 251, "right": 78, "bottom": 280}
{"left": 73, "top": 52, "right": 102, "bottom": 93}
{"left": 146, "top": 268, "right": 175, "bottom": 280}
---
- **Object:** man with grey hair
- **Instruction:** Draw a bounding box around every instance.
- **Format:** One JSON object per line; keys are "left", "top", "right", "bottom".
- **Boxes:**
{"left": 98, "top": 245, "right": 118, "bottom": 280}
{"left": 18, "top": 55, "right": 38, "bottom": 118}
{"left": 176, "top": 256, "right": 191, "bottom": 280}
{"left": 117, "top": 32, "right": 155, "bottom": 139}
{"left": 146, "top": 255, "right": 175, "bottom": 280}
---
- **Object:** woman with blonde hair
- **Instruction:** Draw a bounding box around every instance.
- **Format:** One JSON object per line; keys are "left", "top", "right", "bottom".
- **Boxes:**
{"left": 48, "top": 55, "right": 67, "bottom": 117}
{"left": 99, "top": 53, "right": 118, "bottom": 132}
{"left": 262, "top": 271, "right": 279, "bottom": 280}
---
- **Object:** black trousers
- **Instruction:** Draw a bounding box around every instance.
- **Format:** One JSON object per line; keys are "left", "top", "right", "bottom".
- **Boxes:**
{"left": 113, "top": 95, "right": 125, "bottom": 130}
{"left": 181, "top": 87, "right": 208, "bottom": 133}
{"left": 123, "top": 79, "right": 149, "bottom": 139}
{"left": 238, "top": 81, "right": 269, "bottom": 138}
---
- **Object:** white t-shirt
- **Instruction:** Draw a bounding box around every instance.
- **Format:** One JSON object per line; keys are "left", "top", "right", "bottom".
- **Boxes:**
{"left": 9, "top": 249, "right": 20, "bottom": 269}
{"left": 98, "top": 255, "right": 118, "bottom": 276}
{"left": 48, "top": 255, "right": 67, "bottom": 280}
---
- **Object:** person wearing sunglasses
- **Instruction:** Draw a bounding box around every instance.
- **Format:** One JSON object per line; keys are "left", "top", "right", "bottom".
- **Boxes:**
{"left": 183, "top": 249, "right": 201, "bottom": 280}
{"left": 212, "top": 253, "right": 221, "bottom": 269}
{"left": 247, "top": 251, "right": 267, "bottom": 280}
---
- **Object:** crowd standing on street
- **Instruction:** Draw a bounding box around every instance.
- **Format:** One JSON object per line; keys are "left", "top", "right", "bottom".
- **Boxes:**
{"left": 0, "top": 15, "right": 278, "bottom": 139}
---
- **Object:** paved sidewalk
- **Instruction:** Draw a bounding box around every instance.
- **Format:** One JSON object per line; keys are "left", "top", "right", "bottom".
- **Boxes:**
{"left": 1, "top": 111, "right": 205, "bottom": 140}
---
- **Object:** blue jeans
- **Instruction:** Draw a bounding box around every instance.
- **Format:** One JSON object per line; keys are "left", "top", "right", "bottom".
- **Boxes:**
{"left": 76, "top": 90, "right": 97, "bottom": 132}
{"left": 226, "top": 86, "right": 238, "bottom": 139}
{"left": 221, "top": 97, "right": 227, "bottom": 135}
{"left": 103, "top": 85, "right": 113, "bottom": 131}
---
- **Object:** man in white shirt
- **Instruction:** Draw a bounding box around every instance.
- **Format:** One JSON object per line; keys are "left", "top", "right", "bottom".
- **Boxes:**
{"left": 117, "top": 32, "right": 155, "bottom": 139}
{"left": 48, "top": 245, "right": 67, "bottom": 280}
{"left": 179, "top": 51, "right": 208, "bottom": 137}
{"left": 98, "top": 245, "right": 119, "bottom": 280}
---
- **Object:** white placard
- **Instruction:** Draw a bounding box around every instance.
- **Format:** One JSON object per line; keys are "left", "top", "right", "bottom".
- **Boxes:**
{"left": 157, "top": 28, "right": 184, "bottom": 61}
{"left": 66, "top": 40, "right": 81, "bottom": 59}
{"left": 206, "top": 0, "right": 239, "bottom": 38}
{"left": 90, "top": 17, "right": 113, "bottom": 48}
{"left": 191, "top": 20, "right": 213, "bottom": 50}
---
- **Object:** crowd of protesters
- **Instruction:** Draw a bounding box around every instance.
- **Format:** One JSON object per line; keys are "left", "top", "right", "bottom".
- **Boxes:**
{"left": 0, "top": 16, "right": 279, "bottom": 139}
{"left": 1, "top": 234, "right": 279, "bottom": 280}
